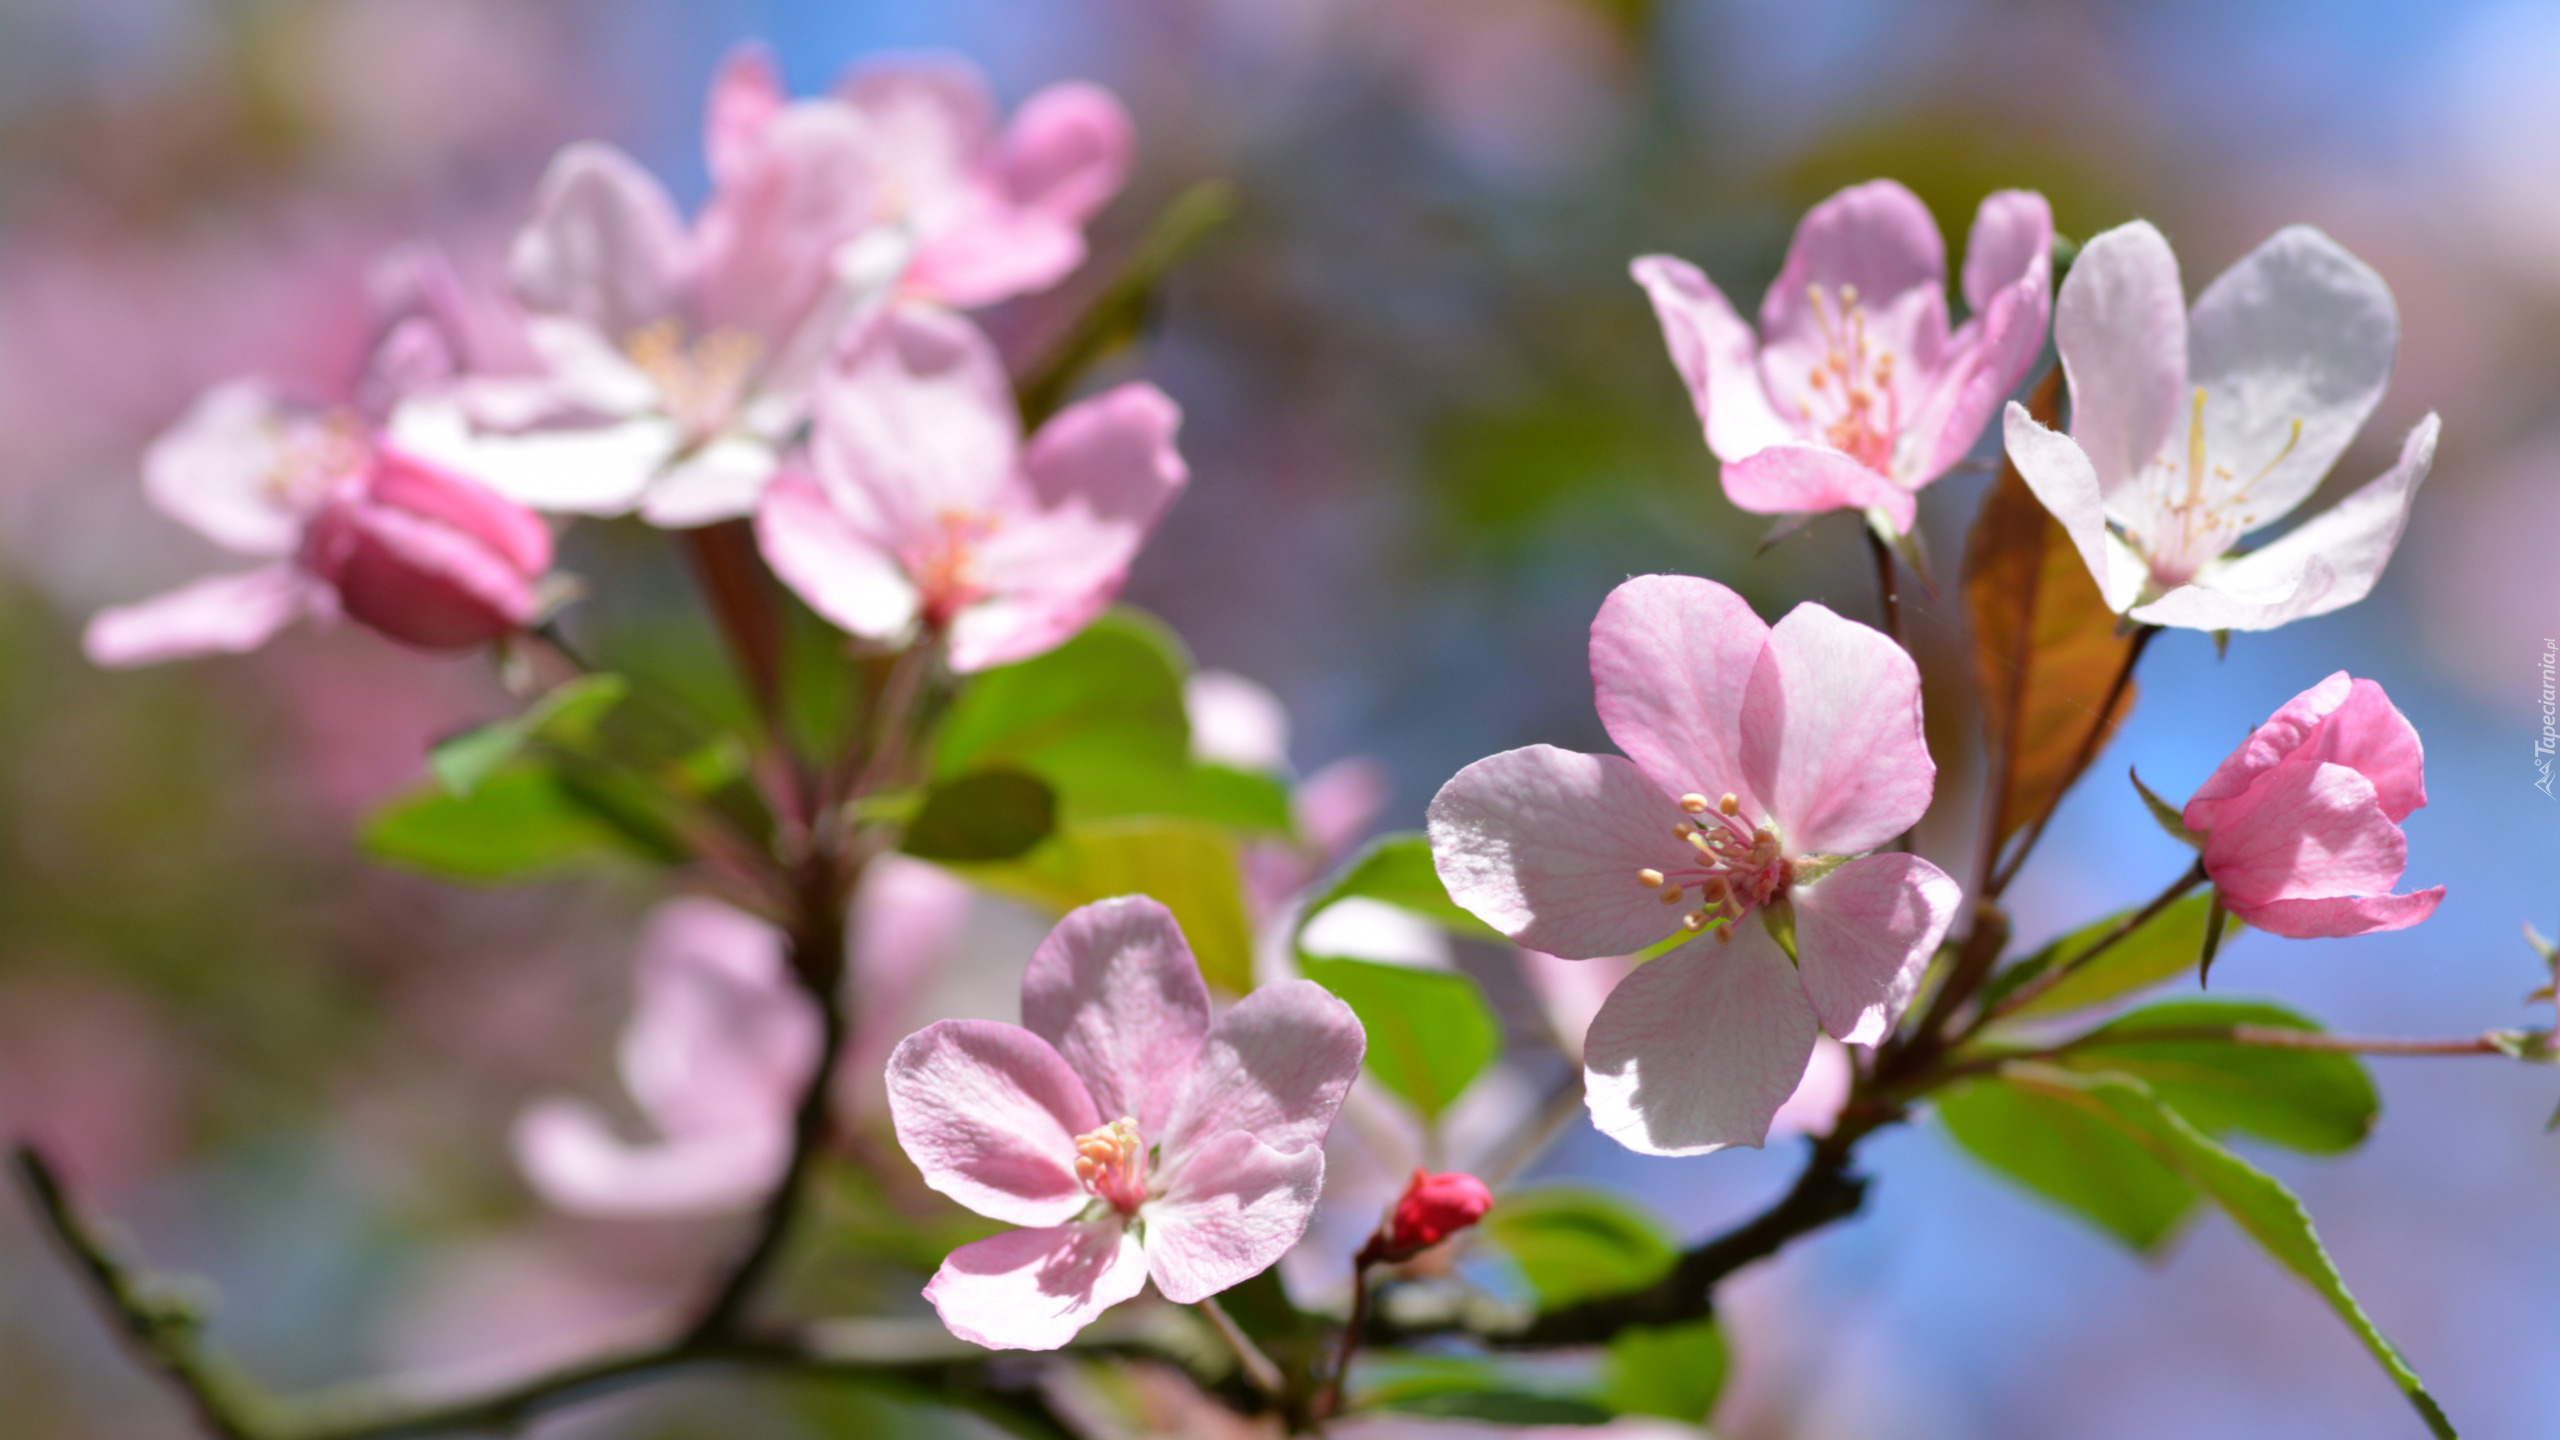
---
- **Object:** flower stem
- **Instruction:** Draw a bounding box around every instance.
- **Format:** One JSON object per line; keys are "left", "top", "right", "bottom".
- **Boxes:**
{"left": 1866, "top": 523, "right": 1904, "bottom": 648}
{"left": 1971, "top": 858, "right": 2208, "bottom": 1032}
{"left": 1195, "top": 1294, "right": 1285, "bottom": 1402}
{"left": 1317, "top": 1253, "right": 1375, "bottom": 1420}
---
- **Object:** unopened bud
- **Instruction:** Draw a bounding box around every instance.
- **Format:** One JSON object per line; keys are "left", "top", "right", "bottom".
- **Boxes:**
{"left": 1379, "top": 1169, "right": 1493, "bottom": 1260}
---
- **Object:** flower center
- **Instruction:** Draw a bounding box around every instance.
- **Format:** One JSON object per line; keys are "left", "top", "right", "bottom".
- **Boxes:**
{"left": 625, "top": 319, "right": 763, "bottom": 443}
{"left": 1633, "top": 791, "right": 1795, "bottom": 943}
{"left": 2125, "top": 386, "right": 2302, "bottom": 588}
{"left": 909, "top": 508, "right": 1001, "bottom": 628}
{"left": 1073, "top": 1117, "right": 1148, "bottom": 1215}
{"left": 1795, "top": 283, "right": 1901, "bottom": 476}
{"left": 263, "top": 413, "right": 370, "bottom": 512}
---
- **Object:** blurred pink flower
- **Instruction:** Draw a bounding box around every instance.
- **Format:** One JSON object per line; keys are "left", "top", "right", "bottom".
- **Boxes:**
{"left": 2003, "top": 221, "right": 2440, "bottom": 632}
{"left": 2183, "top": 672, "right": 2443, "bottom": 939}
{"left": 756, "top": 305, "right": 1187, "bottom": 673}
{"left": 1428, "top": 574, "right": 1957, "bottom": 1155}
{"left": 838, "top": 854, "right": 977, "bottom": 1121}
{"left": 513, "top": 899, "right": 820, "bottom": 1217}
{"left": 84, "top": 382, "right": 551, "bottom": 665}
{"left": 831, "top": 54, "right": 1134, "bottom": 308}
{"left": 1635, "top": 181, "right": 2052, "bottom": 535}
{"left": 886, "top": 897, "right": 1364, "bottom": 1349}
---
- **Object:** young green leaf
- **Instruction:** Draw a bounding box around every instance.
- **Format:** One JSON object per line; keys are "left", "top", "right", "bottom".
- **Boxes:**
{"left": 2127, "top": 766, "right": 2202, "bottom": 848}
{"left": 1299, "top": 832, "right": 1502, "bottom": 946}
{"left": 1477, "top": 1184, "right": 1679, "bottom": 1307}
{"left": 430, "top": 674, "right": 629, "bottom": 797}
{"left": 1297, "top": 956, "right": 1498, "bottom": 1119}
{"left": 900, "top": 768, "right": 1057, "bottom": 862}
{"left": 957, "top": 817, "right": 1257, "bottom": 993}
{"left": 362, "top": 762, "right": 673, "bottom": 882}
{"left": 2054, "top": 1000, "right": 2378, "bottom": 1154}
{"left": 1601, "top": 1319, "right": 1729, "bottom": 1422}
{"left": 1936, "top": 1073, "right": 2199, "bottom": 1252}
{"left": 1994, "top": 893, "right": 2234, "bottom": 1020}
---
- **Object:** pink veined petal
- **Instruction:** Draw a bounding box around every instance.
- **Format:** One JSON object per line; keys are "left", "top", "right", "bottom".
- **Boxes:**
{"left": 755, "top": 468, "right": 921, "bottom": 642}
{"left": 704, "top": 43, "right": 786, "bottom": 187}
{"left": 1789, "top": 853, "right": 1961, "bottom": 1045}
{"left": 1741, "top": 601, "right": 1935, "bottom": 856}
{"left": 618, "top": 898, "right": 815, "bottom": 1140}
{"left": 1908, "top": 191, "right": 2052, "bottom": 485}
{"left": 2184, "top": 671, "right": 2355, "bottom": 833}
{"left": 84, "top": 565, "right": 319, "bottom": 668}
{"left": 1961, "top": 190, "right": 2056, "bottom": 316}
{"left": 2055, "top": 220, "right": 2189, "bottom": 498}
{"left": 885, "top": 1019, "right": 1101, "bottom": 1228}
{"left": 1718, "top": 444, "right": 1918, "bottom": 534}
{"left": 510, "top": 1098, "right": 786, "bottom": 1217}
{"left": 943, "top": 584, "right": 1120, "bottom": 675}
{"left": 689, "top": 102, "right": 880, "bottom": 354}
{"left": 1141, "top": 1131, "right": 1326, "bottom": 1304}
{"left": 811, "top": 305, "right": 1019, "bottom": 538}
{"left": 1628, "top": 254, "right": 1799, "bottom": 461}
{"left": 1020, "top": 897, "right": 1213, "bottom": 1138}
{"left": 1587, "top": 573, "right": 1768, "bottom": 817}
{"left": 2149, "top": 414, "right": 2438, "bottom": 635}
{"left": 908, "top": 206, "right": 1089, "bottom": 311}
{"left": 2185, "top": 224, "right": 2399, "bottom": 528}
{"left": 1158, "top": 980, "right": 1365, "bottom": 1167}
{"left": 1426, "top": 746, "right": 1694, "bottom": 960}
{"left": 1756, "top": 180, "right": 1951, "bottom": 435}
{"left": 509, "top": 143, "right": 687, "bottom": 342}
{"left": 1003, "top": 82, "right": 1134, "bottom": 226}
{"left": 2311, "top": 677, "right": 2430, "bottom": 824}
{"left": 2229, "top": 887, "right": 2443, "bottom": 941}
{"left": 143, "top": 381, "right": 332, "bottom": 556}
{"left": 1770, "top": 1035, "right": 1854, "bottom": 1140}
{"left": 2004, "top": 403, "right": 2148, "bottom": 613}
{"left": 2200, "top": 756, "right": 2411, "bottom": 910}
{"left": 923, "top": 1219, "right": 1148, "bottom": 1351}
{"left": 1582, "top": 928, "right": 1820, "bottom": 1157}
{"left": 836, "top": 56, "right": 998, "bottom": 229}
{"left": 841, "top": 856, "right": 974, "bottom": 1118}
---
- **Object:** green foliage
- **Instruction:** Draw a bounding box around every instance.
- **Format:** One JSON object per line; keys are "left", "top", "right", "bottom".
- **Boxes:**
{"left": 1350, "top": 1354, "right": 1613, "bottom": 1426}
{"left": 1479, "top": 1184, "right": 1678, "bottom": 1308}
{"left": 899, "top": 768, "right": 1056, "bottom": 862}
{"left": 2054, "top": 1000, "right": 2378, "bottom": 1155}
{"left": 1602, "top": 1319, "right": 1729, "bottom": 1422}
{"left": 2128, "top": 767, "right": 2202, "bottom": 848}
{"left": 1297, "top": 956, "right": 1498, "bottom": 1119}
{"left": 1938, "top": 1072, "right": 2200, "bottom": 1251}
{"left": 361, "top": 762, "right": 681, "bottom": 882}
{"left": 958, "top": 817, "right": 1257, "bottom": 994}
{"left": 1992, "top": 893, "right": 2234, "bottom": 1019}
{"left": 1299, "top": 832, "right": 1502, "bottom": 945}
{"left": 430, "top": 674, "right": 629, "bottom": 797}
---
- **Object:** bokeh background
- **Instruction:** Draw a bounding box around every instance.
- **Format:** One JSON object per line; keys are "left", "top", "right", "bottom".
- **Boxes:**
{"left": 3, "top": 1, "right": 2557, "bottom": 1436}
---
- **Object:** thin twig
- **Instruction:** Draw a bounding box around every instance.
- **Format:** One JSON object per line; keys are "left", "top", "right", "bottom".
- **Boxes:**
{"left": 1317, "top": 1253, "right": 1375, "bottom": 1420}
{"left": 1194, "top": 1295, "right": 1284, "bottom": 1402}
{"left": 1972, "top": 858, "right": 2208, "bottom": 1031}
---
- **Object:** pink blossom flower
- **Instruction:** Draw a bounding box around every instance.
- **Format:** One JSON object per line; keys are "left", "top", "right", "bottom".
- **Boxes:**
{"left": 1427, "top": 575, "right": 1959, "bottom": 1155}
{"left": 2002, "top": 222, "right": 2440, "bottom": 631}
{"left": 886, "top": 896, "right": 1365, "bottom": 1350}
{"left": 84, "top": 382, "right": 552, "bottom": 666}
{"left": 1633, "top": 181, "right": 2052, "bottom": 535}
{"left": 830, "top": 54, "right": 1134, "bottom": 308}
{"left": 755, "top": 305, "right": 1187, "bottom": 673}
{"left": 513, "top": 899, "right": 820, "bottom": 1217}
{"left": 2182, "top": 672, "right": 2443, "bottom": 938}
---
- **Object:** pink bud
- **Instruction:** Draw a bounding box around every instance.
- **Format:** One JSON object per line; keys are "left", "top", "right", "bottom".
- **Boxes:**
{"left": 1381, "top": 1169, "right": 1493, "bottom": 1260}
{"left": 300, "top": 445, "right": 553, "bottom": 650}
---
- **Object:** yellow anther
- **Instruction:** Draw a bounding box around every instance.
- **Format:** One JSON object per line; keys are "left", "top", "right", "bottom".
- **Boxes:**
{"left": 1659, "top": 887, "right": 1685, "bottom": 905}
{"left": 1637, "top": 868, "right": 1665, "bottom": 888}
{"left": 1687, "top": 830, "right": 1716, "bottom": 857}
{"left": 1681, "top": 912, "right": 1707, "bottom": 931}
{"left": 1718, "top": 793, "right": 1741, "bottom": 816}
{"left": 1680, "top": 793, "right": 1712, "bottom": 814}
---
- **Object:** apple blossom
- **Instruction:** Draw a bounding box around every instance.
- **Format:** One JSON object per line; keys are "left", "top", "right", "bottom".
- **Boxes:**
{"left": 886, "top": 896, "right": 1364, "bottom": 1350}
{"left": 1377, "top": 1169, "right": 1493, "bottom": 1261}
{"left": 1633, "top": 180, "right": 2053, "bottom": 535}
{"left": 2183, "top": 672, "right": 2444, "bottom": 939}
{"left": 1427, "top": 574, "right": 1960, "bottom": 1155}
{"left": 2002, "top": 221, "right": 2441, "bottom": 631}
{"left": 85, "top": 382, "right": 552, "bottom": 666}
{"left": 513, "top": 899, "right": 819, "bottom": 1217}
{"left": 755, "top": 305, "right": 1187, "bottom": 673}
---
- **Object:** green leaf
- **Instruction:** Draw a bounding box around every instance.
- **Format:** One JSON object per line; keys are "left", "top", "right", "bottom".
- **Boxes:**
{"left": 1179, "top": 763, "right": 1295, "bottom": 835}
{"left": 2128, "top": 766, "right": 2202, "bottom": 848}
{"left": 900, "top": 768, "right": 1056, "bottom": 862}
{"left": 1300, "top": 832, "right": 1502, "bottom": 946}
{"left": 2055, "top": 1000, "right": 2378, "bottom": 1155}
{"left": 1350, "top": 1353, "right": 1612, "bottom": 1426}
{"left": 958, "top": 817, "right": 1257, "bottom": 993}
{"left": 362, "top": 762, "right": 673, "bottom": 882}
{"left": 1297, "top": 956, "right": 1497, "bottom": 1118}
{"left": 1994, "top": 893, "right": 2233, "bottom": 1020}
{"left": 1936, "top": 1073, "right": 2199, "bottom": 1252}
{"left": 430, "top": 675, "right": 629, "bottom": 796}
{"left": 1601, "top": 1319, "right": 1728, "bottom": 1422}
{"left": 1479, "top": 1184, "right": 1678, "bottom": 1308}
{"left": 2003, "top": 1066, "right": 2456, "bottom": 1438}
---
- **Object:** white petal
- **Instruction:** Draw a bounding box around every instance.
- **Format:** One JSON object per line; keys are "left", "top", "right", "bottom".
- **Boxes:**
{"left": 2056, "top": 220, "right": 2189, "bottom": 498}
{"left": 2003, "top": 403, "right": 2148, "bottom": 613}
{"left": 1582, "top": 929, "right": 1819, "bottom": 1156}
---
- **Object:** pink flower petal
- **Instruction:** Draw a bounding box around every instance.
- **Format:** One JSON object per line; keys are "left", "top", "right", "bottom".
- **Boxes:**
{"left": 143, "top": 381, "right": 330, "bottom": 557}
{"left": 1021, "top": 897, "right": 1212, "bottom": 1138}
{"left": 689, "top": 102, "right": 880, "bottom": 354}
{"left": 2184, "top": 671, "right": 2357, "bottom": 833}
{"left": 1002, "top": 82, "right": 1134, "bottom": 227}
{"left": 1755, "top": 180, "right": 1950, "bottom": 434}
{"left": 1718, "top": 444, "right": 1917, "bottom": 533}
{"left": 302, "top": 491, "right": 541, "bottom": 649}
{"left": 1582, "top": 929, "right": 1819, "bottom": 1156}
{"left": 1159, "top": 980, "right": 1364, "bottom": 1165}
{"left": 1427, "top": 746, "right": 1692, "bottom": 959}
{"left": 510, "top": 1098, "right": 788, "bottom": 1217}
{"left": 1141, "top": 1131, "right": 1326, "bottom": 1304}
{"left": 909, "top": 209, "right": 1088, "bottom": 313}
{"left": 704, "top": 43, "right": 785, "bottom": 187}
{"left": 755, "top": 469, "right": 921, "bottom": 643}
{"left": 1907, "top": 191, "right": 2052, "bottom": 485}
{"left": 366, "top": 447, "right": 554, "bottom": 576}
{"left": 885, "top": 1019, "right": 1101, "bottom": 1228}
{"left": 811, "top": 305, "right": 1019, "bottom": 539}
{"left": 2055, "top": 220, "right": 2189, "bottom": 496}
{"left": 1588, "top": 573, "right": 1767, "bottom": 817}
{"left": 2200, "top": 756, "right": 2410, "bottom": 910}
{"left": 843, "top": 856, "right": 974, "bottom": 1119}
{"left": 2230, "top": 887, "right": 2444, "bottom": 941}
{"left": 924, "top": 1219, "right": 1148, "bottom": 1351}
{"left": 618, "top": 899, "right": 815, "bottom": 1140}
{"left": 84, "top": 565, "right": 320, "bottom": 668}
{"left": 1790, "top": 853, "right": 1961, "bottom": 1045}
{"left": 1770, "top": 1035, "right": 1854, "bottom": 1140}
{"left": 1740, "top": 602, "right": 1935, "bottom": 856}
{"left": 836, "top": 57, "right": 997, "bottom": 224}
{"left": 510, "top": 143, "right": 687, "bottom": 342}
{"left": 1961, "top": 190, "right": 2055, "bottom": 316}
{"left": 2002, "top": 403, "right": 2148, "bottom": 613}
{"left": 1628, "top": 254, "right": 1798, "bottom": 462}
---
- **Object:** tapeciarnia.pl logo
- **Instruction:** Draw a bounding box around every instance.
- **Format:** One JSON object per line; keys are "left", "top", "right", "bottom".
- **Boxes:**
{"left": 2538, "top": 638, "right": 2556, "bottom": 798}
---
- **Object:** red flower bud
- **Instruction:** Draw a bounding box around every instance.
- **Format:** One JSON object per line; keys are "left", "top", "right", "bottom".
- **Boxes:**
{"left": 1382, "top": 1169, "right": 1492, "bottom": 1260}
{"left": 301, "top": 445, "right": 553, "bottom": 650}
